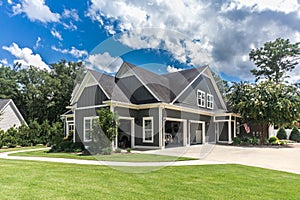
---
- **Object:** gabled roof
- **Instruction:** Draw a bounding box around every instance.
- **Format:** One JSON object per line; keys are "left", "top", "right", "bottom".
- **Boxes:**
{"left": 72, "top": 61, "right": 226, "bottom": 108}
{"left": 0, "top": 99, "right": 26, "bottom": 125}
{"left": 89, "top": 69, "right": 130, "bottom": 103}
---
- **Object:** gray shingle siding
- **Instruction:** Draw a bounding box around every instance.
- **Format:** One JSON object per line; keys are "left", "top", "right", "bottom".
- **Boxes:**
{"left": 77, "top": 85, "right": 107, "bottom": 107}
{"left": 176, "top": 75, "right": 224, "bottom": 111}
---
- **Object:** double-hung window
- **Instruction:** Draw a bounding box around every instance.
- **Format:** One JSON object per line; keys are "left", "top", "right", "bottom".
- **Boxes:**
{"left": 143, "top": 117, "right": 153, "bottom": 143}
{"left": 207, "top": 94, "right": 214, "bottom": 109}
{"left": 84, "top": 117, "right": 97, "bottom": 142}
{"left": 197, "top": 90, "right": 205, "bottom": 107}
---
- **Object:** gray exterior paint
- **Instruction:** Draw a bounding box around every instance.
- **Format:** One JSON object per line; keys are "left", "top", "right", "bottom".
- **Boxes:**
{"left": 67, "top": 61, "right": 238, "bottom": 149}
{"left": 116, "top": 76, "right": 157, "bottom": 104}
{"left": 77, "top": 85, "right": 108, "bottom": 107}
{"left": 176, "top": 75, "right": 224, "bottom": 111}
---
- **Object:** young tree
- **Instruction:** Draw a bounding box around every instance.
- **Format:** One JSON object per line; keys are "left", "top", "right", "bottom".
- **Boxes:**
{"left": 249, "top": 38, "right": 300, "bottom": 83}
{"left": 97, "top": 108, "right": 119, "bottom": 141}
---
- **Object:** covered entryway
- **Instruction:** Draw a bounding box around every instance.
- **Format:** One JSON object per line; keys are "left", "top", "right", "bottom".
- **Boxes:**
{"left": 117, "top": 117, "right": 134, "bottom": 149}
{"left": 164, "top": 118, "right": 187, "bottom": 148}
{"left": 189, "top": 120, "right": 205, "bottom": 145}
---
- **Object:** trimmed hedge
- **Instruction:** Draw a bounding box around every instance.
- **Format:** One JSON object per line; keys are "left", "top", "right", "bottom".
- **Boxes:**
{"left": 289, "top": 126, "right": 300, "bottom": 142}
{"left": 276, "top": 127, "right": 287, "bottom": 140}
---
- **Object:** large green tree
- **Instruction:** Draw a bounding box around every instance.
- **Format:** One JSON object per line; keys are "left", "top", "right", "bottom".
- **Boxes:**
{"left": 249, "top": 38, "right": 300, "bottom": 83}
{"left": 0, "top": 60, "right": 84, "bottom": 123}
{"left": 228, "top": 81, "right": 300, "bottom": 129}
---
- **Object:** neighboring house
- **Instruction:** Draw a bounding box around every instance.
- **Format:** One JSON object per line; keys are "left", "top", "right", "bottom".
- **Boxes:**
{"left": 65, "top": 62, "right": 241, "bottom": 149}
{"left": 0, "top": 99, "right": 26, "bottom": 132}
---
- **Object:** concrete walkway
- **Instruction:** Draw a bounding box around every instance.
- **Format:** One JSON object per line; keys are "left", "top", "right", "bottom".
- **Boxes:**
{"left": 1, "top": 144, "right": 300, "bottom": 175}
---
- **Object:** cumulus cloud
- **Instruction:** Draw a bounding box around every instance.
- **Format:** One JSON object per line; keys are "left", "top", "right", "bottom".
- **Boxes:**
{"left": 2, "top": 42, "right": 49, "bottom": 70}
{"left": 51, "top": 46, "right": 88, "bottom": 58}
{"left": 0, "top": 58, "right": 8, "bottom": 65}
{"left": 86, "top": 0, "right": 300, "bottom": 82}
{"left": 166, "top": 65, "right": 183, "bottom": 73}
{"left": 51, "top": 29, "right": 62, "bottom": 40}
{"left": 11, "top": 0, "right": 60, "bottom": 23}
{"left": 85, "top": 52, "right": 123, "bottom": 73}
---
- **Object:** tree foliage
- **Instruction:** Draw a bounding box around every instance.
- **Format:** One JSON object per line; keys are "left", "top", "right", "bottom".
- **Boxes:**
{"left": 249, "top": 38, "right": 300, "bottom": 83}
{"left": 0, "top": 60, "right": 85, "bottom": 123}
{"left": 96, "top": 108, "right": 119, "bottom": 142}
{"left": 227, "top": 80, "right": 300, "bottom": 140}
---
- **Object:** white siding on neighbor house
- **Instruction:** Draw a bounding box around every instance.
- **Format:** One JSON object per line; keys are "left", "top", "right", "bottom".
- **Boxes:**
{"left": 0, "top": 103, "right": 23, "bottom": 131}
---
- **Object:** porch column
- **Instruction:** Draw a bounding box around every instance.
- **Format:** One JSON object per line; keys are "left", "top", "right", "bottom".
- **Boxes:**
{"left": 228, "top": 121, "right": 232, "bottom": 143}
{"left": 158, "top": 106, "right": 163, "bottom": 149}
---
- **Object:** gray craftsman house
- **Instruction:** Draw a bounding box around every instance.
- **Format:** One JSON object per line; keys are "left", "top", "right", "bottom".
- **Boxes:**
{"left": 64, "top": 62, "right": 240, "bottom": 149}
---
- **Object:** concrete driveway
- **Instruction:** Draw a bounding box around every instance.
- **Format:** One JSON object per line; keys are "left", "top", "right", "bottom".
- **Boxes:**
{"left": 143, "top": 144, "right": 300, "bottom": 174}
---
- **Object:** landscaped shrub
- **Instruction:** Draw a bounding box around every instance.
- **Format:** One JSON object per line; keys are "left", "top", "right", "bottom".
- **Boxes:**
{"left": 289, "top": 126, "right": 300, "bottom": 142}
{"left": 232, "top": 137, "right": 241, "bottom": 145}
{"left": 102, "top": 147, "right": 112, "bottom": 155}
{"left": 276, "top": 127, "right": 287, "bottom": 140}
{"left": 126, "top": 148, "right": 131, "bottom": 153}
{"left": 268, "top": 136, "right": 279, "bottom": 145}
{"left": 115, "top": 148, "right": 122, "bottom": 153}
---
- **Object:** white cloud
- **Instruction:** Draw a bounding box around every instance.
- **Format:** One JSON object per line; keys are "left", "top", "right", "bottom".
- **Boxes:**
{"left": 166, "top": 65, "right": 183, "bottom": 73}
{"left": 0, "top": 58, "right": 8, "bottom": 65}
{"left": 7, "top": 0, "right": 12, "bottom": 4}
{"left": 62, "top": 21, "right": 77, "bottom": 31}
{"left": 85, "top": 52, "right": 123, "bottom": 73}
{"left": 51, "top": 46, "right": 88, "bottom": 58}
{"left": 2, "top": 42, "right": 49, "bottom": 70}
{"left": 11, "top": 0, "right": 60, "bottom": 23}
{"left": 227, "top": 0, "right": 300, "bottom": 14}
{"left": 51, "top": 29, "right": 62, "bottom": 40}
{"left": 34, "top": 36, "right": 41, "bottom": 49}
{"left": 86, "top": 0, "right": 300, "bottom": 81}
{"left": 62, "top": 8, "right": 80, "bottom": 21}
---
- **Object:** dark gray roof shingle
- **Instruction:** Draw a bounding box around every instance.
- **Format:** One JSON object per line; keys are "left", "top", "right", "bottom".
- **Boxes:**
{"left": 88, "top": 62, "right": 206, "bottom": 104}
{"left": 0, "top": 99, "right": 10, "bottom": 111}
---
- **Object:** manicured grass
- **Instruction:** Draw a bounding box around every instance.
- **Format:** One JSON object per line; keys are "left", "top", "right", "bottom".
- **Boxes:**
{"left": 0, "top": 145, "right": 46, "bottom": 153}
{"left": 10, "top": 150, "right": 195, "bottom": 162}
{"left": 0, "top": 159, "right": 300, "bottom": 199}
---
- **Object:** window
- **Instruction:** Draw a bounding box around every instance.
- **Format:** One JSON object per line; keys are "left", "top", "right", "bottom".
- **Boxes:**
{"left": 207, "top": 94, "right": 214, "bottom": 109}
{"left": 143, "top": 117, "right": 153, "bottom": 143}
{"left": 84, "top": 117, "right": 97, "bottom": 142}
{"left": 197, "top": 90, "right": 205, "bottom": 107}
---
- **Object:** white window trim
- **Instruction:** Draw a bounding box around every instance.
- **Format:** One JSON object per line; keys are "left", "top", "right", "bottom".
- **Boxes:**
{"left": 83, "top": 116, "right": 98, "bottom": 142}
{"left": 197, "top": 90, "right": 206, "bottom": 108}
{"left": 143, "top": 117, "right": 154, "bottom": 143}
{"left": 207, "top": 94, "right": 214, "bottom": 109}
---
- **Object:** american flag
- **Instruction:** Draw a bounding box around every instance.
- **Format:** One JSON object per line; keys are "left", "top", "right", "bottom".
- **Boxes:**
{"left": 244, "top": 123, "right": 250, "bottom": 134}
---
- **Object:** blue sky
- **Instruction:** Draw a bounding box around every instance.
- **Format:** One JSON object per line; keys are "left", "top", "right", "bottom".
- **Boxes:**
{"left": 0, "top": 0, "right": 299, "bottom": 83}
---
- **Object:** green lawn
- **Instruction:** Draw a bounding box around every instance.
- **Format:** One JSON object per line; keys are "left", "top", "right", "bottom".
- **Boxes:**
{"left": 0, "top": 159, "right": 300, "bottom": 199}
{"left": 10, "top": 150, "right": 195, "bottom": 162}
{"left": 0, "top": 145, "right": 46, "bottom": 153}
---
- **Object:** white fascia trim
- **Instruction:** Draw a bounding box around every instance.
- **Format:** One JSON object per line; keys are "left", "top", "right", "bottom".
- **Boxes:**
{"left": 142, "top": 116, "right": 154, "bottom": 143}
{"left": 105, "top": 100, "right": 215, "bottom": 116}
{"left": 75, "top": 104, "right": 109, "bottom": 110}
{"left": 171, "top": 66, "right": 208, "bottom": 104}
{"left": 124, "top": 63, "right": 160, "bottom": 102}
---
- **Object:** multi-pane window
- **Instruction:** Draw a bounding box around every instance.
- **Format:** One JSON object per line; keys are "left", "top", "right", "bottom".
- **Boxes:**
{"left": 207, "top": 94, "right": 214, "bottom": 109}
{"left": 197, "top": 90, "right": 205, "bottom": 107}
{"left": 84, "top": 117, "right": 97, "bottom": 142}
{"left": 143, "top": 117, "right": 153, "bottom": 143}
